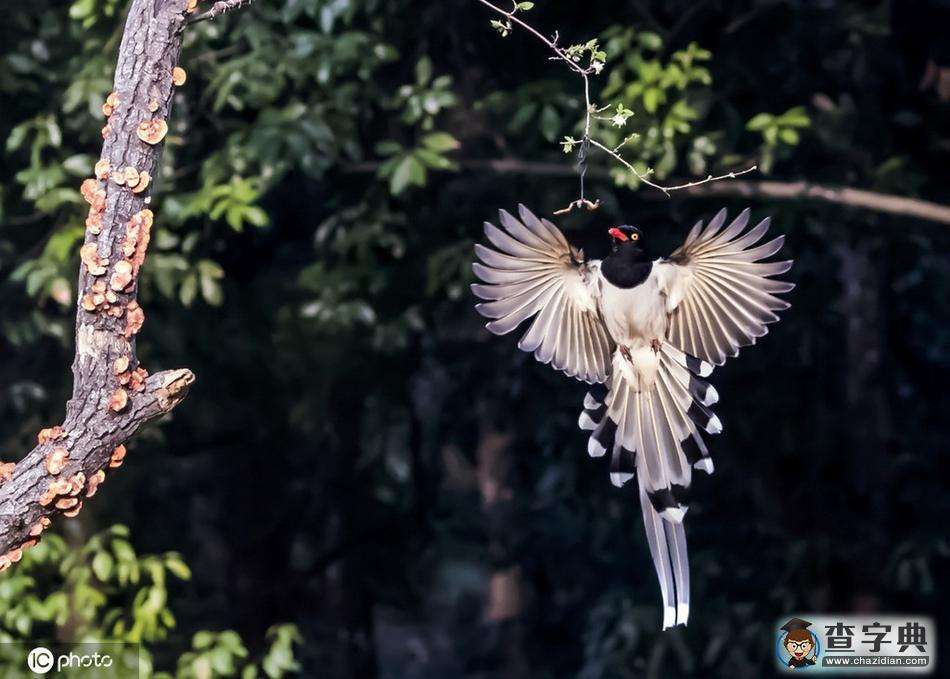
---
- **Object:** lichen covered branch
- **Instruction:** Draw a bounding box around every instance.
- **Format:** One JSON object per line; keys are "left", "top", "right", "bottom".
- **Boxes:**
{"left": 0, "top": 0, "right": 197, "bottom": 563}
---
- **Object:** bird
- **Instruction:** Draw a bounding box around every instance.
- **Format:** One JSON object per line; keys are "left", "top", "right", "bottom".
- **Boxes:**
{"left": 471, "top": 204, "right": 793, "bottom": 629}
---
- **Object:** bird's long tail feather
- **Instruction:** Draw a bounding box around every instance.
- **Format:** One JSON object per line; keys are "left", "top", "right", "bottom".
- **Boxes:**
{"left": 639, "top": 475, "right": 690, "bottom": 628}
{"left": 577, "top": 342, "right": 720, "bottom": 628}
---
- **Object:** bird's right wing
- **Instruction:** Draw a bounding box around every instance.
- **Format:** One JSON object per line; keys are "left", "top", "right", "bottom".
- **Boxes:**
{"left": 472, "top": 204, "right": 615, "bottom": 384}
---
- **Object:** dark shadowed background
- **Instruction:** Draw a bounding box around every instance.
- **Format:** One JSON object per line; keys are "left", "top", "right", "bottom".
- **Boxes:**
{"left": 0, "top": 0, "right": 948, "bottom": 677}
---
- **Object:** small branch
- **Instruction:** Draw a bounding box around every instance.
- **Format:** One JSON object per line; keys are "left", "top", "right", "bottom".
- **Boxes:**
{"left": 673, "top": 179, "right": 950, "bottom": 225}
{"left": 553, "top": 198, "right": 600, "bottom": 215}
{"left": 590, "top": 137, "right": 759, "bottom": 195}
{"left": 344, "top": 157, "right": 950, "bottom": 225}
{"left": 0, "top": 0, "right": 197, "bottom": 562}
{"left": 473, "top": 0, "right": 756, "bottom": 210}
{"left": 472, "top": 0, "right": 591, "bottom": 77}
{"left": 187, "top": 0, "right": 254, "bottom": 25}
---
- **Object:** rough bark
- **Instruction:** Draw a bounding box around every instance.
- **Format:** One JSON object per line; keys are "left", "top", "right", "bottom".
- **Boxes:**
{"left": 0, "top": 0, "right": 197, "bottom": 561}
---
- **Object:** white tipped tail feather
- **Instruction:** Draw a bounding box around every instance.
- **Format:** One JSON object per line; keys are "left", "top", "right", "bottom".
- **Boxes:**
{"left": 578, "top": 343, "right": 719, "bottom": 627}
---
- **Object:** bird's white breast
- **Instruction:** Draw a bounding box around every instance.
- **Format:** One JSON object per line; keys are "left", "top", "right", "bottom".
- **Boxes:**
{"left": 598, "top": 261, "right": 669, "bottom": 346}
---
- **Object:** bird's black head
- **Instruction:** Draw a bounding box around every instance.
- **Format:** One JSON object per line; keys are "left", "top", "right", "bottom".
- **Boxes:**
{"left": 608, "top": 224, "right": 644, "bottom": 253}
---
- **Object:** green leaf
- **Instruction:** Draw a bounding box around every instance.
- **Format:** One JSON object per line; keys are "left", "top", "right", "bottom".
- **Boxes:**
{"left": 639, "top": 32, "right": 663, "bottom": 50}
{"left": 777, "top": 105, "right": 811, "bottom": 127}
{"left": 414, "top": 149, "right": 455, "bottom": 170}
{"left": 389, "top": 155, "right": 426, "bottom": 195}
{"left": 746, "top": 113, "right": 774, "bottom": 131}
{"left": 779, "top": 128, "right": 800, "bottom": 145}
{"left": 374, "top": 140, "right": 403, "bottom": 156}
{"left": 180, "top": 273, "right": 198, "bottom": 307}
{"left": 421, "top": 132, "right": 460, "bottom": 153}
{"left": 92, "top": 551, "right": 114, "bottom": 581}
{"left": 165, "top": 553, "right": 191, "bottom": 580}
{"left": 194, "top": 631, "right": 215, "bottom": 650}
{"left": 200, "top": 274, "right": 223, "bottom": 306}
{"left": 415, "top": 56, "right": 432, "bottom": 85}
{"left": 69, "top": 0, "right": 95, "bottom": 20}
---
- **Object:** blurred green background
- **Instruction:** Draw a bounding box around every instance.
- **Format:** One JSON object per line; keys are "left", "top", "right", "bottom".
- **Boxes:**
{"left": 0, "top": 0, "right": 947, "bottom": 677}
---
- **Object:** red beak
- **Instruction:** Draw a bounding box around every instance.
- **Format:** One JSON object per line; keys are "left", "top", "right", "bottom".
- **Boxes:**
{"left": 608, "top": 227, "right": 628, "bottom": 241}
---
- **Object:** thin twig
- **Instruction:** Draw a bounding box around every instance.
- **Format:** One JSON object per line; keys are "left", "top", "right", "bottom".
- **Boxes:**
{"left": 472, "top": 0, "right": 593, "bottom": 76}
{"left": 589, "top": 139, "right": 758, "bottom": 195}
{"left": 187, "top": 0, "right": 254, "bottom": 25}
{"left": 473, "top": 0, "right": 757, "bottom": 211}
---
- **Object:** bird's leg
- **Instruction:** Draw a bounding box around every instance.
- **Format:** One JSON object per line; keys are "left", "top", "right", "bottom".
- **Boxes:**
{"left": 651, "top": 338, "right": 662, "bottom": 354}
{"left": 619, "top": 345, "right": 632, "bottom": 363}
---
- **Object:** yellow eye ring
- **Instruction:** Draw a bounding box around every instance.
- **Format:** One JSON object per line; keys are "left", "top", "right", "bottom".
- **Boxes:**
{"left": 631, "top": 233, "right": 639, "bottom": 241}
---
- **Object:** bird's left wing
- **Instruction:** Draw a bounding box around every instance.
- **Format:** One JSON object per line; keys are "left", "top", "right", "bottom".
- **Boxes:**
{"left": 655, "top": 208, "right": 794, "bottom": 366}
{"left": 472, "top": 205, "right": 614, "bottom": 384}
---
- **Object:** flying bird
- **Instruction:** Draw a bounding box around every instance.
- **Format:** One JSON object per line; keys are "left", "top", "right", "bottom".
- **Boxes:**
{"left": 471, "top": 205, "right": 793, "bottom": 628}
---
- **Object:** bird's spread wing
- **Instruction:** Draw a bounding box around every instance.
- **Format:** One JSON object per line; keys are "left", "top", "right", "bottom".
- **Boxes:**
{"left": 472, "top": 204, "right": 614, "bottom": 384}
{"left": 655, "top": 208, "right": 794, "bottom": 366}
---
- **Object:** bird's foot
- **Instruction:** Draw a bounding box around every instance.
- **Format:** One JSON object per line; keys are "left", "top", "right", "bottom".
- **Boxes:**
{"left": 651, "top": 338, "right": 662, "bottom": 354}
{"left": 619, "top": 345, "right": 632, "bottom": 363}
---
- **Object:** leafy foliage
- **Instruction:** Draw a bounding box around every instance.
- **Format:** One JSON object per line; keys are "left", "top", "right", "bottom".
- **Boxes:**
{"left": 0, "top": 525, "right": 298, "bottom": 678}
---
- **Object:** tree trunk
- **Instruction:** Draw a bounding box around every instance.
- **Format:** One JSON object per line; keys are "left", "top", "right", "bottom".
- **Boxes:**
{"left": 0, "top": 0, "right": 199, "bottom": 562}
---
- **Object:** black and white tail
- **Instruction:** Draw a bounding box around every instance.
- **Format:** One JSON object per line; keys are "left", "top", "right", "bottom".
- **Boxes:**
{"left": 578, "top": 342, "right": 721, "bottom": 628}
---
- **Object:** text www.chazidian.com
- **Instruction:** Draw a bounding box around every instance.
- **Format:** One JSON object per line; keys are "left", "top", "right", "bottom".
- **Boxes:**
{"left": 823, "top": 656, "right": 930, "bottom": 667}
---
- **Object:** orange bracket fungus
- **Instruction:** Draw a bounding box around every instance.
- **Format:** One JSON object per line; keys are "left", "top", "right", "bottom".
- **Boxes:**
{"left": 110, "top": 259, "right": 135, "bottom": 292}
{"left": 55, "top": 497, "right": 79, "bottom": 511}
{"left": 44, "top": 447, "right": 69, "bottom": 475}
{"left": 67, "top": 472, "right": 86, "bottom": 497}
{"left": 124, "top": 301, "right": 146, "bottom": 337}
{"left": 39, "top": 478, "right": 71, "bottom": 507}
{"left": 86, "top": 210, "right": 104, "bottom": 235}
{"left": 85, "top": 470, "right": 106, "bottom": 498}
{"left": 28, "top": 518, "right": 50, "bottom": 537}
{"left": 0, "top": 463, "right": 15, "bottom": 482}
{"left": 172, "top": 66, "right": 187, "bottom": 86}
{"left": 114, "top": 356, "right": 131, "bottom": 374}
{"left": 108, "top": 388, "right": 129, "bottom": 413}
{"left": 129, "top": 367, "right": 149, "bottom": 393}
{"left": 37, "top": 426, "right": 66, "bottom": 445}
{"left": 102, "top": 91, "right": 120, "bottom": 117}
{"left": 125, "top": 210, "right": 154, "bottom": 272}
{"left": 109, "top": 445, "right": 127, "bottom": 469}
{"left": 132, "top": 170, "right": 151, "bottom": 194}
{"left": 94, "top": 159, "right": 111, "bottom": 180}
{"left": 136, "top": 119, "right": 168, "bottom": 145}
{"left": 63, "top": 502, "right": 83, "bottom": 518}
{"left": 80, "top": 243, "right": 109, "bottom": 277}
